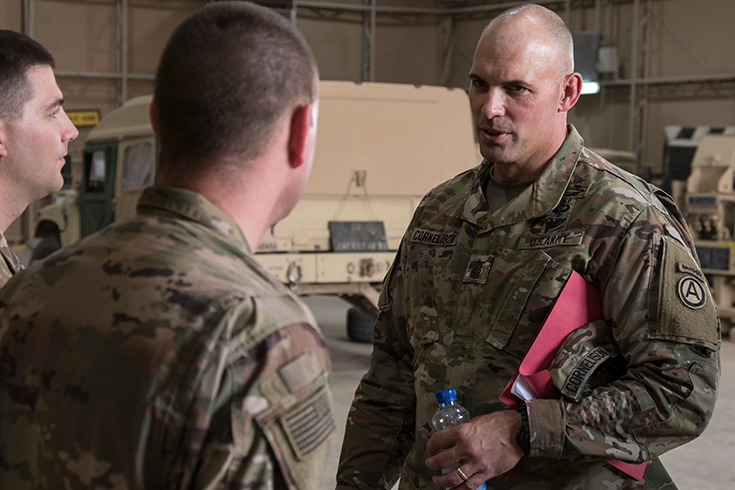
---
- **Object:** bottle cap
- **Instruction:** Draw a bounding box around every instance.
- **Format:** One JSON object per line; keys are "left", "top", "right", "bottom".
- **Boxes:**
{"left": 435, "top": 389, "right": 457, "bottom": 404}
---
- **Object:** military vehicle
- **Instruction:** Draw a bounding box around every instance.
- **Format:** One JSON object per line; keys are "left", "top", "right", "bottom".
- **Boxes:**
{"left": 682, "top": 133, "right": 735, "bottom": 337}
{"left": 31, "top": 81, "right": 480, "bottom": 342}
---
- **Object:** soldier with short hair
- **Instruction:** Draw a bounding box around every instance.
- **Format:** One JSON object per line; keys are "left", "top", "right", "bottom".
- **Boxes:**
{"left": 0, "top": 30, "right": 78, "bottom": 287}
{"left": 337, "top": 4, "right": 720, "bottom": 490}
{"left": 0, "top": 2, "right": 332, "bottom": 489}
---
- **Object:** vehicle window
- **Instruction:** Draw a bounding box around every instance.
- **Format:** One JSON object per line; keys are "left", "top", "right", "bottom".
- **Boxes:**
{"left": 121, "top": 142, "right": 153, "bottom": 190}
{"left": 86, "top": 150, "right": 106, "bottom": 192}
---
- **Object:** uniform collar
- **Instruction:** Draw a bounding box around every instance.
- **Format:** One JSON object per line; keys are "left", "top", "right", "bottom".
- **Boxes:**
{"left": 136, "top": 186, "right": 253, "bottom": 256}
{"left": 439, "top": 124, "right": 584, "bottom": 231}
{"left": 0, "top": 230, "right": 24, "bottom": 274}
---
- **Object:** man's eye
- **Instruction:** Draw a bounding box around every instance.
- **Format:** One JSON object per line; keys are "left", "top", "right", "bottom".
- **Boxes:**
{"left": 507, "top": 85, "right": 527, "bottom": 93}
{"left": 470, "top": 79, "right": 487, "bottom": 90}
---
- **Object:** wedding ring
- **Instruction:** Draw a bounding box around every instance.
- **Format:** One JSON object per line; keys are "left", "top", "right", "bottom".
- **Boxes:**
{"left": 456, "top": 467, "right": 469, "bottom": 482}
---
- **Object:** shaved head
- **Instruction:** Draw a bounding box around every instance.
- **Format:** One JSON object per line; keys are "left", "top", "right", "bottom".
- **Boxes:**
{"left": 482, "top": 4, "right": 574, "bottom": 80}
{"left": 468, "top": 2, "right": 582, "bottom": 181}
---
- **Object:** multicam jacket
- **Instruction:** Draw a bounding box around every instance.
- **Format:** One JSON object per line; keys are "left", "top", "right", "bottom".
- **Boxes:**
{"left": 0, "top": 230, "right": 23, "bottom": 288}
{"left": 0, "top": 187, "right": 335, "bottom": 490}
{"left": 337, "top": 126, "right": 720, "bottom": 490}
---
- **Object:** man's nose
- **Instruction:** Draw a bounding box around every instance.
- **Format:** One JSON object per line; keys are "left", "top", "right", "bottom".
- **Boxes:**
{"left": 61, "top": 109, "right": 79, "bottom": 142}
{"left": 481, "top": 88, "right": 505, "bottom": 118}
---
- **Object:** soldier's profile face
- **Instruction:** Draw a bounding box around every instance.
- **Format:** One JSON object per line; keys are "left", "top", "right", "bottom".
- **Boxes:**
{"left": 0, "top": 65, "right": 78, "bottom": 200}
{"left": 468, "top": 25, "right": 567, "bottom": 173}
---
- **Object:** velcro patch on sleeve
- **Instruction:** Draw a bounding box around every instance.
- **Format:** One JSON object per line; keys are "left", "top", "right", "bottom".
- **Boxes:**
{"left": 281, "top": 386, "right": 336, "bottom": 460}
{"left": 654, "top": 236, "right": 719, "bottom": 348}
{"left": 279, "top": 352, "right": 319, "bottom": 394}
{"left": 559, "top": 346, "right": 611, "bottom": 401}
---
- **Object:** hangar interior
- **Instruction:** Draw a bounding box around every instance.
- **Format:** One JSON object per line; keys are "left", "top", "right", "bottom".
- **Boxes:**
{"left": 2, "top": 0, "right": 734, "bottom": 241}
{"left": 1, "top": 1, "right": 734, "bottom": 487}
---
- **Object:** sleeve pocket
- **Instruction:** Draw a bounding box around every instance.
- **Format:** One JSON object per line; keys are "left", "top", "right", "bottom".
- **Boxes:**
{"left": 255, "top": 385, "right": 336, "bottom": 490}
{"left": 651, "top": 236, "right": 720, "bottom": 351}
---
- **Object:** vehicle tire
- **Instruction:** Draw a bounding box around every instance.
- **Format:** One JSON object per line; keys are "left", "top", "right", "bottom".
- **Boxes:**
{"left": 30, "top": 234, "right": 62, "bottom": 263}
{"left": 723, "top": 318, "right": 732, "bottom": 340}
{"left": 347, "top": 307, "right": 376, "bottom": 343}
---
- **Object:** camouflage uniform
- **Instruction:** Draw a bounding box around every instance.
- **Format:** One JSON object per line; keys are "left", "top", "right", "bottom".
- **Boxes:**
{"left": 0, "top": 186, "right": 335, "bottom": 490}
{"left": 0, "top": 230, "right": 24, "bottom": 288}
{"left": 337, "top": 126, "right": 720, "bottom": 490}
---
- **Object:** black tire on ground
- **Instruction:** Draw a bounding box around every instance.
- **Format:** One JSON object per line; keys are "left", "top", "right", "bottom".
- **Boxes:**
{"left": 347, "top": 307, "right": 377, "bottom": 343}
{"left": 723, "top": 319, "right": 732, "bottom": 340}
{"left": 30, "top": 234, "right": 62, "bottom": 263}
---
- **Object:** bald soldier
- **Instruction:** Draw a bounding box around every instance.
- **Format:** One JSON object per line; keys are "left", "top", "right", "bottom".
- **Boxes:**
{"left": 0, "top": 30, "right": 78, "bottom": 287}
{"left": 0, "top": 2, "right": 333, "bottom": 489}
{"left": 337, "top": 4, "right": 719, "bottom": 490}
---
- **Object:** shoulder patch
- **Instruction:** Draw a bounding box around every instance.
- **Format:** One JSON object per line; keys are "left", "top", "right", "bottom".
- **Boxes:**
{"left": 279, "top": 352, "right": 320, "bottom": 394}
{"left": 677, "top": 277, "right": 707, "bottom": 309}
{"left": 281, "top": 386, "right": 336, "bottom": 459}
{"left": 653, "top": 236, "right": 719, "bottom": 349}
{"left": 678, "top": 262, "right": 705, "bottom": 282}
{"left": 410, "top": 228, "right": 458, "bottom": 246}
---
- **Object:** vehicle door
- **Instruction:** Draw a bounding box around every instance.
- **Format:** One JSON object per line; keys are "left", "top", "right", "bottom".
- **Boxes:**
{"left": 79, "top": 142, "right": 117, "bottom": 238}
{"left": 115, "top": 136, "right": 157, "bottom": 222}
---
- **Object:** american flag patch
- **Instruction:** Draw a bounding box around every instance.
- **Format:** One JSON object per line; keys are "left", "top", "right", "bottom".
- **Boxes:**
{"left": 282, "top": 386, "right": 335, "bottom": 459}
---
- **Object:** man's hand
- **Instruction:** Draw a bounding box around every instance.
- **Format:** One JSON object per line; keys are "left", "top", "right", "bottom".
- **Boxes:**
{"left": 425, "top": 410, "right": 524, "bottom": 489}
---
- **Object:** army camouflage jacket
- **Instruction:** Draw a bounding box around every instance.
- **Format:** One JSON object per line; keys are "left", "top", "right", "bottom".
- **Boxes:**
{"left": 0, "top": 230, "right": 23, "bottom": 289}
{"left": 337, "top": 126, "right": 720, "bottom": 490}
{"left": 0, "top": 187, "right": 334, "bottom": 490}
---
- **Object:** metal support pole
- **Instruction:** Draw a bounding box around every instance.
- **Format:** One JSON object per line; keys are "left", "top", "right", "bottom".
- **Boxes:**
{"left": 22, "top": 0, "right": 35, "bottom": 38}
{"left": 116, "top": 0, "right": 129, "bottom": 107}
{"left": 436, "top": 15, "right": 453, "bottom": 87}
{"left": 640, "top": 0, "right": 653, "bottom": 163}
{"left": 361, "top": 0, "right": 376, "bottom": 82}
{"left": 628, "top": 0, "right": 640, "bottom": 155}
{"left": 369, "top": 0, "right": 376, "bottom": 82}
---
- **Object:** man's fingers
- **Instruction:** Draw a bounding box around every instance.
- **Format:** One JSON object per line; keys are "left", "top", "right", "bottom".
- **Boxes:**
{"left": 425, "top": 446, "right": 460, "bottom": 470}
{"left": 432, "top": 465, "right": 486, "bottom": 490}
{"left": 431, "top": 466, "right": 468, "bottom": 489}
{"left": 426, "top": 425, "right": 461, "bottom": 455}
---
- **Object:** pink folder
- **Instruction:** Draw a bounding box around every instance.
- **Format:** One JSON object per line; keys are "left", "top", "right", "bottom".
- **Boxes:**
{"left": 499, "top": 270, "right": 647, "bottom": 481}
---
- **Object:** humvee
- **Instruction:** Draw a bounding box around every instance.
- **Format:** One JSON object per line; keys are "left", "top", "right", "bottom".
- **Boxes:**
{"left": 32, "top": 81, "right": 480, "bottom": 341}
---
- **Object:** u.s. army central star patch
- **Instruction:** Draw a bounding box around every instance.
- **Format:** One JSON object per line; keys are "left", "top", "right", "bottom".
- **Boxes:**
{"left": 678, "top": 276, "right": 706, "bottom": 309}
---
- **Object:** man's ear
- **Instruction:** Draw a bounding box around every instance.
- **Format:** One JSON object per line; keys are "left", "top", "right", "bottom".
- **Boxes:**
{"left": 0, "top": 120, "right": 8, "bottom": 158}
{"left": 559, "top": 72, "right": 583, "bottom": 113}
{"left": 288, "top": 103, "right": 314, "bottom": 169}
{"left": 149, "top": 100, "right": 160, "bottom": 137}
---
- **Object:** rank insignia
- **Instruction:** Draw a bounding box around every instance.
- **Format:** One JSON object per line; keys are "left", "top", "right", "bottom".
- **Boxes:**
{"left": 463, "top": 254, "right": 493, "bottom": 284}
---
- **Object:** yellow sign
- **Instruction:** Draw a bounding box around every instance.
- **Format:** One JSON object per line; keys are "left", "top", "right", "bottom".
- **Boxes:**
{"left": 67, "top": 110, "right": 100, "bottom": 127}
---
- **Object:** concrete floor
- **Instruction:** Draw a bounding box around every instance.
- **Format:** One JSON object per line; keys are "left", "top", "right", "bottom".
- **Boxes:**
{"left": 302, "top": 295, "right": 735, "bottom": 490}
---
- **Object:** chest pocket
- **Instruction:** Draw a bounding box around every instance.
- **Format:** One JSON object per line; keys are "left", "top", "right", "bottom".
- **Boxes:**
{"left": 484, "top": 250, "right": 571, "bottom": 359}
{"left": 408, "top": 244, "right": 462, "bottom": 347}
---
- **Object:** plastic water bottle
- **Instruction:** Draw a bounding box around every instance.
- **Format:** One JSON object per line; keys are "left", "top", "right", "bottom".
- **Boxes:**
{"left": 431, "top": 389, "right": 486, "bottom": 490}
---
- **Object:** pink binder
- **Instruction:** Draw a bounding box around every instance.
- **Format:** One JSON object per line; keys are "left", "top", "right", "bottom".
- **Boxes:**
{"left": 499, "top": 270, "right": 647, "bottom": 481}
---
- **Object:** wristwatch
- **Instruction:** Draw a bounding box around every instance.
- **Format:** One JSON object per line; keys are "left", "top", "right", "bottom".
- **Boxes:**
{"left": 516, "top": 402, "right": 531, "bottom": 456}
